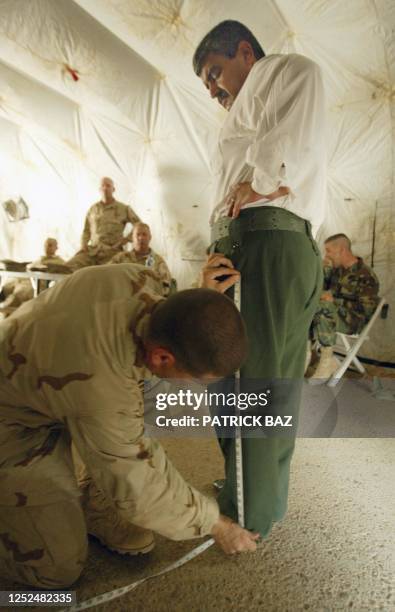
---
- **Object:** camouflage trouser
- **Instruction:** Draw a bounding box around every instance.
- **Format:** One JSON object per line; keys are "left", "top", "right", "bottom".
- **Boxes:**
{"left": 0, "top": 423, "right": 88, "bottom": 588}
{"left": 311, "top": 300, "right": 353, "bottom": 347}
{"left": 0, "top": 501, "right": 87, "bottom": 589}
{"left": 0, "top": 279, "right": 33, "bottom": 308}
{"left": 66, "top": 246, "right": 121, "bottom": 271}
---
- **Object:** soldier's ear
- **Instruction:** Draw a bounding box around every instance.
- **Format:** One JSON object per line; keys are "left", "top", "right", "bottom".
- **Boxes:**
{"left": 147, "top": 345, "right": 176, "bottom": 373}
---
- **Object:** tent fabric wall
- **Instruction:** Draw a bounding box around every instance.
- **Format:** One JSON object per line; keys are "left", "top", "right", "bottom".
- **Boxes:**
{"left": 0, "top": 0, "right": 393, "bottom": 361}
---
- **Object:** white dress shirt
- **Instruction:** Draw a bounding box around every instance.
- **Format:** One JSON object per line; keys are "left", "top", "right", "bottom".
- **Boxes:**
{"left": 211, "top": 53, "right": 327, "bottom": 236}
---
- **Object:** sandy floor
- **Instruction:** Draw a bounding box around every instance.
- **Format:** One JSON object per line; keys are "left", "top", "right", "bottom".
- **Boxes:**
{"left": 1, "top": 373, "right": 394, "bottom": 611}
{"left": 2, "top": 437, "right": 394, "bottom": 611}
{"left": 77, "top": 436, "right": 394, "bottom": 612}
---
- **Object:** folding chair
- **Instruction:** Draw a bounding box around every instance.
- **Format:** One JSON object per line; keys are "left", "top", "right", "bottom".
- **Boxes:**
{"left": 327, "top": 297, "right": 386, "bottom": 387}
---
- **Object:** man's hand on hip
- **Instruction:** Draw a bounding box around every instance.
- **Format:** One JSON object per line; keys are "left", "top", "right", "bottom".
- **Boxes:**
{"left": 226, "top": 181, "right": 290, "bottom": 219}
{"left": 199, "top": 253, "right": 240, "bottom": 293}
{"left": 211, "top": 514, "right": 260, "bottom": 554}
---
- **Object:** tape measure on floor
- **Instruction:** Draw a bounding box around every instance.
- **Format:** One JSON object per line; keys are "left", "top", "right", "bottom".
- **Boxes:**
{"left": 63, "top": 538, "right": 215, "bottom": 611}
{"left": 63, "top": 280, "right": 245, "bottom": 611}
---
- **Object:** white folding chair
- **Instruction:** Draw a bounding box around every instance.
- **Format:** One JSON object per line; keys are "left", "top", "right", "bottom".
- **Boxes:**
{"left": 327, "top": 297, "right": 386, "bottom": 387}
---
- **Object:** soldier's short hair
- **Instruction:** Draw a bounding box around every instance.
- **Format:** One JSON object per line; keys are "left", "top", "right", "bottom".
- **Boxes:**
{"left": 193, "top": 20, "right": 265, "bottom": 76}
{"left": 133, "top": 222, "right": 151, "bottom": 236}
{"left": 147, "top": 288, "right": 248, "bottom": 377}
{"left": 101, "top": 176, "right": 114, "bottom": 187}
{"left": 324, "top": 233, "right": 352, "bottom": 250}
{"left": 44, "top": 237, "right": 57, "bottom": 248}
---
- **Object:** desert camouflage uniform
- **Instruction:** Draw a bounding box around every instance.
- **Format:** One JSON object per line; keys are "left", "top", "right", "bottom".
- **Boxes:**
{"left": 111, "top": 249, "right": 172, "bottom": 295}
{"left": 0, "top": 279, "right": 33, "bottom": 310}
{"left": 0, "top": 257, "right": 69, "bottom": 316}
{"left": 0, "top": 264, "right": 218, "bottom": 587}
{"left": 67, "top": 200, "right": 141, "bottom": 270}
{"left": 27, "top": 255, "right": 66, "bottom": 269}
{"left": 312, "top": 257, "right": 380, "bottom": 346}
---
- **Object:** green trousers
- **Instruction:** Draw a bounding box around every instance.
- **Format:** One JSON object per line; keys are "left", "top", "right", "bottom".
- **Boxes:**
{"left": 212, "top": 210, "right": 322, "bottom": 536}
{"left": 312, "top": 300, "right": 352, "bottom": 347}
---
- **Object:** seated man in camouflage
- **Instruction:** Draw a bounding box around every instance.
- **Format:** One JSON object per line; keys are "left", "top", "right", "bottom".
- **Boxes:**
{"left": 0, "top": 259, "right": 258, "bottom": 589}
{"left": 111, "top": 222, "right": 172, "bottom": 294}
{"left": 27, "top": 237, "right": 66, "bottom": 271}
{"left": 308, "top": 233, "right": 380, "bottom": 383}
{"left": 66, "top": 177, "right": 141, "bottom": 270}
{"left": 0, "top": 238, "right": 67, "bottom": 317}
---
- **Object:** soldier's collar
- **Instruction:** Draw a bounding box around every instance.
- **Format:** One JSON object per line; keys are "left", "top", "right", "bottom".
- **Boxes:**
{"left": 133, "top": 248, "right": 152, "bottom": 257}
{"left": 349, "top": 257, "right": 363, "bottom": 271}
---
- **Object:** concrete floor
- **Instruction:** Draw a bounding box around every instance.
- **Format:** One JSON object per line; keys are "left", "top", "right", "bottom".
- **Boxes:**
{"left": 1, "top": 376, "right": 394, "bottom": 611}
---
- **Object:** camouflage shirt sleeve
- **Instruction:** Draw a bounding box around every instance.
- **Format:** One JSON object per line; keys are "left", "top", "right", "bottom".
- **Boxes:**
{"left": 81, "top": 208, "right": 92, "bottom": 247}
{"left": 126, "top": 205, "right": 141, "bottom": 228}
{"left": 155, "top": 255, "right": 172, "bottom": 287}
{"left": 334, "top": 267, "right": 380, "bottom": 331}
{"left": 66, "top": 378, "right": 219, "bottom": 540}
{"left": 323, "top": 265, "right": 333, "bottom": 291}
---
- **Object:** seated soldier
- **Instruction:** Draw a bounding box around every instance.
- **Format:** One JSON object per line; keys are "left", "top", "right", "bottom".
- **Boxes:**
{"left": 0, "top": 278, "right": 33, "bottom": 317}
{"left": 27, "top": 237, "right": 66, "bottom": 270}
{"left": 111, "top": 222, "right": 172, "bottom": 294}
{"left": 66, "top": 177, "right": 141, "bottom": 270}
{"left": 0, "top": 237, "right": 65, "bottom": 317}
{"left": 308, "top": 233, "right": 380, "bottom": 383}
{"left": 0, "top": 259, "right": 258, "bottom": 589}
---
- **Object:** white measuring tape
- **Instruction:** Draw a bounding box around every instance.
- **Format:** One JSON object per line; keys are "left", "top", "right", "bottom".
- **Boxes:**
{"left": 63, "top": 280, "right": 245, "bottom": 611}
{"left": 233, "top": 280, "right": 245, "bottom": 528}
{"left": 63, "top": 538, "right": 215, "bottom": 611}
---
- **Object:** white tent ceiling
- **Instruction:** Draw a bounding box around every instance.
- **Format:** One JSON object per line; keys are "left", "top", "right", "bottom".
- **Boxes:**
{"left": 0, "top": 0, "right": 394, "bottom": 361}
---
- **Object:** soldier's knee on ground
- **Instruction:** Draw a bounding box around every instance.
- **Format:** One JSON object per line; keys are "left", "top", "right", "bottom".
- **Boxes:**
{"left": 33, "top": 552, "right": 86, "bottom": 589}
{"left": 0, "top": 553, "right": 86, "bottom": 589}
{"left": 0, "top": 500, "right": 88, "bottom": 589}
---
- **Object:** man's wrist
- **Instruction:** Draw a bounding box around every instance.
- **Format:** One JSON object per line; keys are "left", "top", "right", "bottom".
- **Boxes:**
{"left": 211, "top": 514, "right": 233, "bottom": 536}
{"left": 249, "top": 186, "right": 264, "bottom": 202}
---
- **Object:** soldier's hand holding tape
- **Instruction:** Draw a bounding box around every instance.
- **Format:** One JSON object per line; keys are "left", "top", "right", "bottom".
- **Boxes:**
{"left": 211, "top": 514, "right": 260, "bottom": 554}
{"left": 199, "top": 253, "right": 240, "bottom": 293}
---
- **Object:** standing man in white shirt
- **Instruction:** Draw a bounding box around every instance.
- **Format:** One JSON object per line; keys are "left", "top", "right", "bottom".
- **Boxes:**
{"left": 193, "top": 21, "right": 326, "bottom": 538}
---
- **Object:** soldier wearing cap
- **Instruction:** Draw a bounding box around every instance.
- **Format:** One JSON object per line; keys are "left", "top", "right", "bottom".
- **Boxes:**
{"left": 110, "top": 222, "right": 172, "bottom": 294}
{"left": 67, "top": 177, "right": 141, "bottom": 270}
{"left": 308, "top": 233, "right": 380, "bottom": 383}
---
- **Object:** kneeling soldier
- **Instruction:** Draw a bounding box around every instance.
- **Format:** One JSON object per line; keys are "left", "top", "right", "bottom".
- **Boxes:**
{"left": 0, "top": 261, "right": 258, "bottom": 588}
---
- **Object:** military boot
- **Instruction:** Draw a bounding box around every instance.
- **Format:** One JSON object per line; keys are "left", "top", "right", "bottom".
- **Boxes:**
{"left": 308, "top": 346, "right": 338, "bottom": 385}
{"left": 82, "top": 480, "right": 155, "bottom": 555}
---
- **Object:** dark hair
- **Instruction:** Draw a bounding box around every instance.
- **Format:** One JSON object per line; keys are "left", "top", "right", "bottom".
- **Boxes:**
{"left": 193, "top": 20, "right": 265, "bottom": 76}
{"left": 147, "top": 288, "right": 248, "bottom": 377}
{"left": 324, "top": 233, "right": 351, "bottom": 249}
